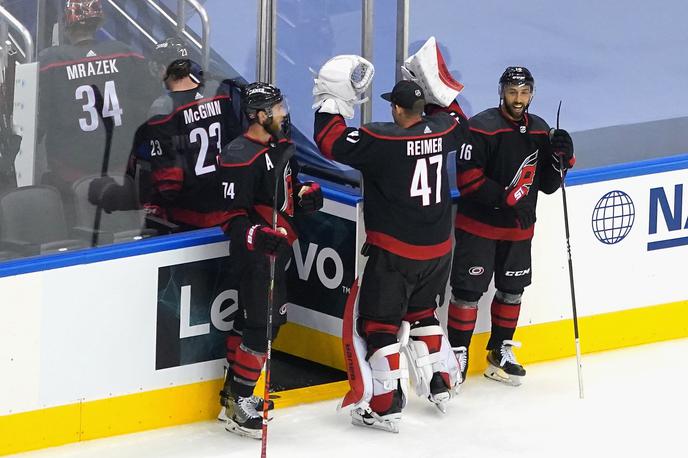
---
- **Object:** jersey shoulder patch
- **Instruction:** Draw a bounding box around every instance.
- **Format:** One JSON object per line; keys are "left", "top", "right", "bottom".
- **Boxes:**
{"left": 219, "top": 136, "right": 266, "bottom": 166}
{"left": 527, "top": 113, "right": 550, "bottom": 133}
{"left": 469, "top": 108, "right": 509, "bottom": 133}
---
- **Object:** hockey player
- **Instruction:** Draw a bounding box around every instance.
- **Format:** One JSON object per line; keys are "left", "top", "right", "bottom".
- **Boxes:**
{"left": 446, "top": 66, "right": 575, "bottom": 386}
{"left": 134, "top": 58, "right": 242, "bottom": 229}
{"left": 38, "top": 0, "right": 157, "bottom": 220}
{"left": 312, "top": 44, "right": 471, "bottom": 432}
{"left": 217, "top": 82, "right": 323, "bottom": 439}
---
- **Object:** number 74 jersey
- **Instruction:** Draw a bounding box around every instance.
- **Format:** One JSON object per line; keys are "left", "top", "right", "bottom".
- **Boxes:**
{"left": 314, "top": 102, "right": 472, "bottom": 260}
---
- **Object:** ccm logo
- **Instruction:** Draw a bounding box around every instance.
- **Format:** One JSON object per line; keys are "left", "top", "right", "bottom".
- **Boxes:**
{"left": 505, "top": 268, "right": 531, "bottom": 277}
{"left": 468, "top": 266, "right": 484, "bottom": 276}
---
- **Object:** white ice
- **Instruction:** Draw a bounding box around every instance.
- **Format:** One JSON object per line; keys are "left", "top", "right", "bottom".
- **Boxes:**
{"left": 11, "top": 339, "right": 686, "bottom": 458}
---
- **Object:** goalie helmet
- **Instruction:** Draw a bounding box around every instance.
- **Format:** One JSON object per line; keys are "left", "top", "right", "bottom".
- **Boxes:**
{"left": 499, "top": 66, "right": 535, "bottom": 95}
{"left": 242, "top": 82, "right": 284, "bottom": 121}
{"left": 64, "top": 0, "right": 104, "bottom": 29}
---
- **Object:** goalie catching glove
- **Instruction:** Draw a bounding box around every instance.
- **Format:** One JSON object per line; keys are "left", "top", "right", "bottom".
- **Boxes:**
{"left": 312, "top": 55, "right": 375, "bottom": 119}
{"left": 400, "top": 36, "right": 464, "bottom": 108}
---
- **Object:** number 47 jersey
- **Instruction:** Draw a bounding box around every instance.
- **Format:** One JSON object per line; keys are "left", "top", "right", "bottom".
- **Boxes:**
{"left": 314, "top": 102, "right": 472, "bottom": 260}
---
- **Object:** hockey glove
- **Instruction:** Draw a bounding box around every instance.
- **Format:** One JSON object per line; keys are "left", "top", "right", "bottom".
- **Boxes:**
{"left": 401, "top": 36, "right": 463, "bottom": 107}
{"left": 550, "top": 129, "right": 575, "bottom": 170}
{"left": 88, "top": 176, "right": 127, "bottom": 213}
{"left": 296, "top": 181, "right": 323, "bottom": 213}
{"left": 246, "top": 224, "right": 290, "bottom": 257}
{"left": 511, "top": 201, "right": 536, "bottom": 229}
{"left": 312, "top": 55, "right": 375, "bottom": 119}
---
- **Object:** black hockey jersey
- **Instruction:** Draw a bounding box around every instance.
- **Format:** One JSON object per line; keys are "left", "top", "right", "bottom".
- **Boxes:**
{"left": 38, "top": 39, "right": 158, "bottom": 180}
{"left": 145, "top": 81, "right": 242, "bottom": 228}
{"left": 217, "top": 135, "right": 301, "bottom": 246}
{"left": 314, "top": 103, "right": 471, "bottom": 260}
{"left": 456, "top": 107, "right": 563, "bottom": 240}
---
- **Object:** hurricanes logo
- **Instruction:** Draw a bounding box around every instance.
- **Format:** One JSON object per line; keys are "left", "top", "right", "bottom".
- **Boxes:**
{"left": 508, "top": 150, "right": 539, "bottom": 198}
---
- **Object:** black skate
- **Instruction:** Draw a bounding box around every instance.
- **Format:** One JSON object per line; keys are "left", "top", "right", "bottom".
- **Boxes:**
{"left": 225, "top": 395, "right": 264, "bottom": 439}
{"left": 218, "top": 388, "right": 274, "bottom": 422}
{"left": 484, "top": 340, "right": 526, "bottom": 386}
{"left": 427, "top": 372, "right": 451, "bottom": 413}
{"left": 351, "top": 389, "right": 403, "bottom": 433}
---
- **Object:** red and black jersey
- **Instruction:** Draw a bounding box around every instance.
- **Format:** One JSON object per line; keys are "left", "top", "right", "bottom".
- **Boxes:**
{"left": 145, "top": 81, "right": 242, "bottom": 228}
{"left": 456, "top": 107, "right": 563, "bottom": 240}
{"left": 38, "top": 39, "right": 158, "bottom": 180}
{"left": 217, "top": 135, "right": 301, "bottom": 246}
{"left": 314, "top": 102, "right": 471, "bottom": 260}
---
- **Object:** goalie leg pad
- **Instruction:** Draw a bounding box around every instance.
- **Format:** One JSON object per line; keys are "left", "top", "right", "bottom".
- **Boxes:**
{"left": 403, "top": 323, "right": 461, "bottom": 400}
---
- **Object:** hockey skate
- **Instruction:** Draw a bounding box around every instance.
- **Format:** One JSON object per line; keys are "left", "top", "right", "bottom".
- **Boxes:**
{"left": 454, "top": 346, "right": 468, "bottom": 386}
{"left": 218, "top": 388, "right": 274, "bottom": 422}
{"left": 484, "top": 340, "right": 526, "bottom": 386}
{"left": 427, "top": 373, "right": 451, "bottom": 413}
{"left": 225, "top": 395, "right": 264, "bottom": 439}
{"left": 350, "top": 390, "right": 403, "bottom": 433}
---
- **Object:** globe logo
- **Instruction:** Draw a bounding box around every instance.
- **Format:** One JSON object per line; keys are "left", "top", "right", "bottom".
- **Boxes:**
{"left": 591, "top": 190, "right": 635, "bottom": 244}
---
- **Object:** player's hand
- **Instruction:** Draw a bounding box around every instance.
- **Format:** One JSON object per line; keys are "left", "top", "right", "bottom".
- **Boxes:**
{"left": 550, "top": 129, "right": 575, "bottom": 170}
{"left": 511, "top": 201, "right": 536, "bottom": 229}
{"left": 88, "top": 176, "right": 118, "bottom": 212}
{"left": 312, "top": 55, "right": 375, "bottom": 119}
{"left": 296, "top": 182, "right": 323, "bottom": 213}
{"left": 246, "top": 224, "right": 290, "bottom": 257}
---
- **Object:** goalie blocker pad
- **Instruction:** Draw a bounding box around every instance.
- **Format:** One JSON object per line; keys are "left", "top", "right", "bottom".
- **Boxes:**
{"left": 340, "top": 279, "right": 409, "bottom": 412}
{"left": 401, "top": 36, "right": 463, "bottom": 108}
{"left": 402, "top": 324, "right": 461, "bottom": 398}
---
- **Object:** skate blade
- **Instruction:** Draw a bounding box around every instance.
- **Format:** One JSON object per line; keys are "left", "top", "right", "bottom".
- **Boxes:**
{"left": 428, "top": 392, "right": 451, "bottom": 413}
{"left": 351, "top": 412, "right": 400, "bottom": 433}
{"left": 217, "top": 406, "right": 228, "bottom": 422}
{"left": 225, "top": 419, "right": 262, "bottom": 440}
{"left": 484, "top": 364, "right": 522, "bottom": 387}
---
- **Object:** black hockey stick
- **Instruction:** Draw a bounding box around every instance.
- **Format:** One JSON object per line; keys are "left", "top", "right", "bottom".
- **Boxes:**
{"left": 555, "top": 101, "right": 584, "bottom": 399}
{"left": 91, "top": 84, "right": 114, "bottom": 247}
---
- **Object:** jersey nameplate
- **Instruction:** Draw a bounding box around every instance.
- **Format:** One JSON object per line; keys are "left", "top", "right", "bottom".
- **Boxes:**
{"left": 406, "top": 137, "right": 443, "bottom": 156}
{"left": 66, "top": 59, "right": 119, "bottom": 80}
{"left": 183, "top": 100, "right": 223, "bottom": 125}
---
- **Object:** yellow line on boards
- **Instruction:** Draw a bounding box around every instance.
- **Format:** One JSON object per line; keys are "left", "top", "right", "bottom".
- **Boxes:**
{"left": 1, "top": 299, "right": 686, "bottom": 456}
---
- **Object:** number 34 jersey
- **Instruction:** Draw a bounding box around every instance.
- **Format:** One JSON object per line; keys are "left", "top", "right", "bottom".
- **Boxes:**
{"left": 38, "top": 39, "right": 158, "bottom": 179}
{"left": 144, "top": 81, "right": 242, "bottom": 228}
{"left": 314, "top": 102, "right": 471, "bottom": 260}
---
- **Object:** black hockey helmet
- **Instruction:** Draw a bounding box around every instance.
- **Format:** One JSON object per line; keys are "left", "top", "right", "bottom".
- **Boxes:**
{"left": 241, "top": 82, "right": 284, "bottom": 121}
{"left": 164, "top": 58, "right": 203, "bottom": 84}
{"left": 499, "top": 66, "right": 535, "bottom": 95}
{"left": 154, "top": 37, "right": 190, "bottom": 65}
{"left": 64, "top": 0, "right": 104, "bottom": 29}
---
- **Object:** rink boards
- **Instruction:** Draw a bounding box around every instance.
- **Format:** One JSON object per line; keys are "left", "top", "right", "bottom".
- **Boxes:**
{"left": 2, "top": 159, "right": 688, "bottom": 455}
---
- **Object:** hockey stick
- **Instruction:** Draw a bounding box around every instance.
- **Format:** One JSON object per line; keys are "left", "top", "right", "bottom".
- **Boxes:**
{"left": 91, "top": 84, "right": 114, "bottom": 247}
{"left": 261, "top": 144, "right": 287, "bottom": 456}
{"left": 555, "top": 101, "right": 584, "bottom": 399}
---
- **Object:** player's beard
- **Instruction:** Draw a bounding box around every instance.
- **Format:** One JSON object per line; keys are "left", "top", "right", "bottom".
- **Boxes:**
{"left": 503, "top": 99, "right": 528, "bottom": 121}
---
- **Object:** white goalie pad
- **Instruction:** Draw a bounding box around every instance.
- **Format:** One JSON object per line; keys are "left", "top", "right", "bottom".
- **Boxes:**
{"left": 401, "top": 36, "right": 463, "bottom": 108}
{"left": 402, "top": 324, "right": 461, "bottom": 398}
{"left": 312, "top": 55, "right": 375, "bottom": 119}
{"left": 340, "top": 280, "right": 409, "bottom": 412}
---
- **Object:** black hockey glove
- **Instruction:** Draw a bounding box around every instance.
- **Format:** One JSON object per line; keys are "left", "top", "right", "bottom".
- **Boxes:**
{"left": 246, "top": 224, "right": 290, "bottom": 257}
{"left": 88, "top": 176, "right": 123, "bottom": 213}
{"left": 550, "top": 129, "right": 575, "bottom": 170}
{"left": 296, "top": 181, "right": 323, "bottom": 213}
{"left": 511, "top": 201, "right": 536, "bottom": 229}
